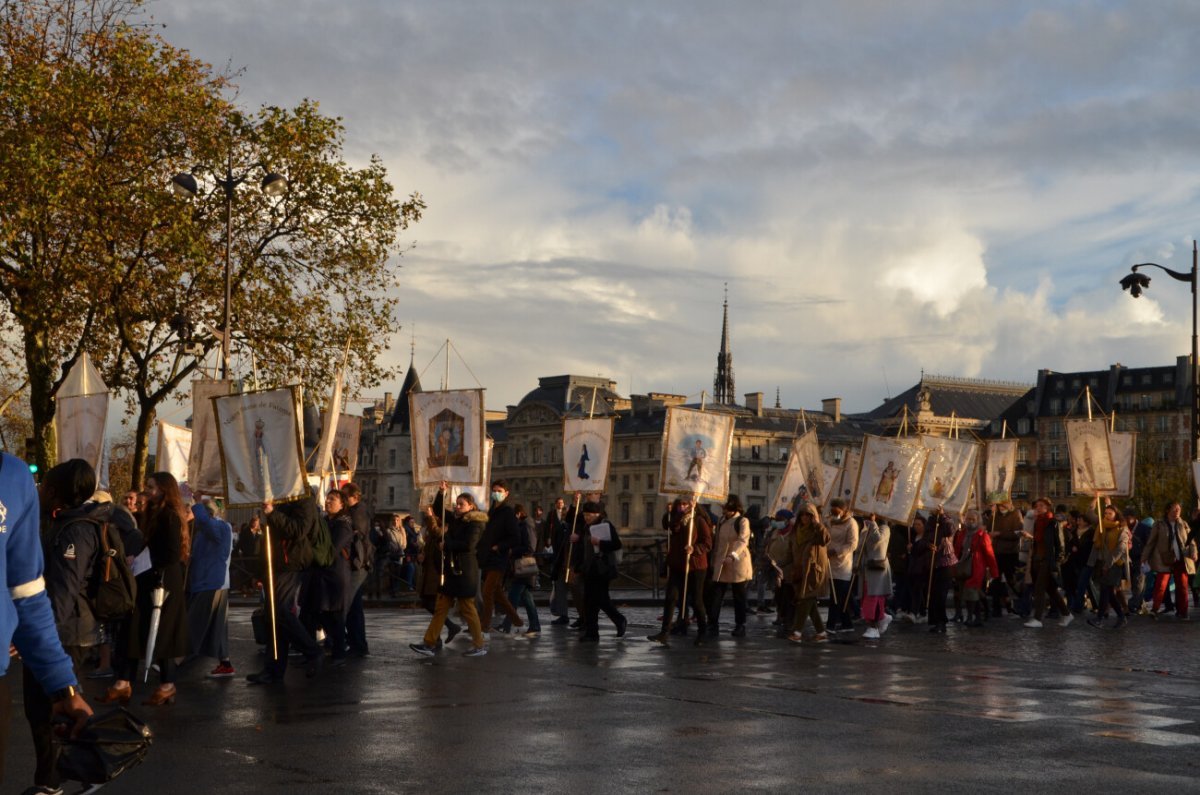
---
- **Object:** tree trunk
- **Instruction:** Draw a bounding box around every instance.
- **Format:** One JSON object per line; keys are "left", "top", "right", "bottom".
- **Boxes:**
{"left": 23, "top": 328, "right": 57, "bottom": 472}
{"left": 130, "top": 398, "right": 156, "bottom": 490}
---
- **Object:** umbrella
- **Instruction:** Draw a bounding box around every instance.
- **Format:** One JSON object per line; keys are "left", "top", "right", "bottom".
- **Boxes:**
{"left": 142, "top": 585, "right": 168, "bottom": 683}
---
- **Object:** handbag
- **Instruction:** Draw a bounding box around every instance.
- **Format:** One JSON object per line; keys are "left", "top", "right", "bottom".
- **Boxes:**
{"left": 513, "top": 555, "right": 540, "bottom": 577}
{"left": 954, "top": 534, "right": 974, "bottom": 580}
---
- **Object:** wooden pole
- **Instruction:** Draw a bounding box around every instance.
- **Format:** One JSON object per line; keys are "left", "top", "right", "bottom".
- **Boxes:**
{"left": 262, "top": 524, "right": 278, "bottom": 661}
{"left": 678, "top": 499, "right": 699, "bottom": 624}
{"left": 564, "top": 492, "right": 582, "bottom": 585}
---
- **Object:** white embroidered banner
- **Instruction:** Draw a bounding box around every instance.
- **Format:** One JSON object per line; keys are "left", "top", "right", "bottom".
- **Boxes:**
{"left": 155, "top": 421, "right": 192, "bottom": 485}
{"left": 410, "top": 389, "right": 486, "bottom": 487}
{"left": 1066, "top": 418, "right": 1117, "bottom": 494}
{"left": 213, "top": 386, "right": 308, "bottom": 508}
{"left": 562, "top": 417, "right": 615, "bottom": 493}
{"left": 982, "top": 439, "right": 1019, "bottom": 505}
{"left": 659, "top": 407, "right": 735, "bottom": 502}
{"left": 188, "top": 379, "right": 230, "bottom": 494}
{"left": 851, "top": 435, "right": 930, "bottom": 526}
{"left": 917, "top": 435, "right": 980, "bottom": 516}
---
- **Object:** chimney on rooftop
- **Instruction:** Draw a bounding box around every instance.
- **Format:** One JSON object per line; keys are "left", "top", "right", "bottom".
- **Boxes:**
{"left": 822, "top": 397, "right": 841, "bottom": 423}
{"left": 745, "top": 392, "right": 763, "bottom": 417}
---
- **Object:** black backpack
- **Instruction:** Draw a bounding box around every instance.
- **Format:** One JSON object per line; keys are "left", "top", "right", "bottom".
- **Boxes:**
{"left": 84, "top": 519, "right": 137, "bottom": 621}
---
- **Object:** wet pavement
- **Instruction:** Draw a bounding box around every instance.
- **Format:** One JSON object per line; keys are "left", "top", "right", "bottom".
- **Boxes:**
{"left": 9, "top": 604, "right": 1200, "bottom": 793}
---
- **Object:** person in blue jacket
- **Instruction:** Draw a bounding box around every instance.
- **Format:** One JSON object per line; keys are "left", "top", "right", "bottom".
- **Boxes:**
{"left": 187, "top": 496, "right": 235, "bottom": 678}
{"left": 0, "top": 452, "right": 92, "bottom": 786}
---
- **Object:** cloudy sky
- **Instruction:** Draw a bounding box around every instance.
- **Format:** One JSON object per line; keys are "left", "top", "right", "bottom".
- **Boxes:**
{"left": 150, "top": 0, "right": 1200, "bottom": 418}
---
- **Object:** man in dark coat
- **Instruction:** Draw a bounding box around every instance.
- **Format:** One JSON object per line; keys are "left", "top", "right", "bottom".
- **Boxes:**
{"left": 647, "top": 495, "right": 713, "bottom": 647}
{"left": 247, "top": 495, "right": 325, "bottom": 684}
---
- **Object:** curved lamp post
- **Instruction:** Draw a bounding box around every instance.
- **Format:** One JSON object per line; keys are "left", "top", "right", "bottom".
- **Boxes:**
{"left": 171, "top": 159, "right": 287, "bottom": 379}
{"left": 1120, "top": 240, "right": 1198, "bottom": 461}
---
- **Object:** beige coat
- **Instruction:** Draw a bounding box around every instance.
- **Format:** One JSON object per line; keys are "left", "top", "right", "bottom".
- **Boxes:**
{"left": 1143, "top": 519, "right": 1197, "bottom": 574}
{"left": 712, "top": 513, "right": 753, "bottom": 583}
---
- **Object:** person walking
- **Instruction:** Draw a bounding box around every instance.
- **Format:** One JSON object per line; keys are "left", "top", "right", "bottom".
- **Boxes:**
{"left": 707, "top": 495, "right": 753, "bottom": 637}
{"left": 825, "top": 498, "right": 859, "bottom": 633}
{"left": 410, "top": 491, "right": 488, "bottom": 657}
{"left": 789, "top": 503, "right": 830, "bottom": 643}
{"left": 858, "top": 513, "right": 892, "bottom": 640}
{"left": 477, "top": 481, "right": 524, "bottom": 636}
{"left": 1024, "top": 497, "right": 1073, "bottom": 629}
{"left": 1143, "top": 502, "right": 1195, "bottom": 621}
{"left": 574, "top": 502, "right": 626, "bottom": 642}
{"left": 186, "top": 496, "right": 235, "bottom": 678}
{"left": 646, "top": 496, "right": 712, "bottom": 646}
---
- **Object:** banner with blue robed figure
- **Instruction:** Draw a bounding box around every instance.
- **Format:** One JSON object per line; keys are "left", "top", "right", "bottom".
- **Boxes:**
{"left": 659, "top": 407, "right": 735, "bottom": 502}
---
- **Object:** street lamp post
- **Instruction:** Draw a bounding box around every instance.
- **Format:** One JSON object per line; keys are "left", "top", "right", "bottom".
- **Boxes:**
{"left": 171, "top": 157, "right": 287, "bottom": 380}
{"left": 1120, "top": 240, "right": 1199, "bottom": 461}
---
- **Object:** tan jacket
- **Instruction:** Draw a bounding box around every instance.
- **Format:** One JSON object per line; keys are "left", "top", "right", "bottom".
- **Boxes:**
{"left": 712, "top": 513, "right": 753, "bottom": 583}
{"left": 1143, "top": 519, "right": 1197, "bottom": 574}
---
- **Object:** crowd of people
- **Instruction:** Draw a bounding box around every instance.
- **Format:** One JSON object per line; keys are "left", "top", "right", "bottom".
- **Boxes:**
{"left": 7, "top": 446, "right": 1199, "bottom": 791}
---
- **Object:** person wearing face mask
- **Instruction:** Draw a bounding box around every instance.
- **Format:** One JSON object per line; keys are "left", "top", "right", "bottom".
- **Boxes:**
{"left": 410, "top": 489, "right": 488, "bottom": 657}
{"left": 764, "top": 509, "right": 795, "bottom": 634}
{"left": 646, "top": 496, "right": 713, "bottom": 646}
{"left": 707, "top": 495, "right": 753, "bottom": 638}
{"left": 476, "top": 480, "right": 524, "bottom": 638}
{"left": 825, "top": 499, "right": 859, "bottom": 634}
{"left": 955, "top": 509, "right": 997, "bottom": 628}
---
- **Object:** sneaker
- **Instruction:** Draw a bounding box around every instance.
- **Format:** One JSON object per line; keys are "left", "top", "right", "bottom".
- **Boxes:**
{"left": 1087, "top": 617, "right": 1105, "bottom": 629}
{"left": 521, "top": 630, "right": 540, "bottom": 639}
{"left": 879, "top": 614, "right": 893, "bottom": 635}
{"left": 1024, "top": 619, "right": 1043, "bottom": 628}
{"left": 409, "top": 643, "right": 437, "bottom": 657}
{"left": 551, "top": 616, "right": 570, "bottom": 626}
{"left": 646, "top": 632, "right": 670, "bottom": 646}
{"left": 208, "top": 662, "right": 236, "bottom": 678}
{"left": 462, "top": 646, "right": 488, "bottom": 657}
{"left": 21, "top": 785, "right": 64, "bottom": 795}
{"left": 445, "top": 623, "right": 462, "bottom": 644}
{"left": 615, "top": 615, "right": 628, "bottom": 638}
{"left": 787, "top": 632, "right": 804, "bottom": 643}
{"left": 862, "top": 627, "right": 881, "bottom": 640}
{"left": 1059, "top": 614, "right": 1074, "bottom": 628}
{"left": 811, "top": 632, "right": 828, "bottom": 643}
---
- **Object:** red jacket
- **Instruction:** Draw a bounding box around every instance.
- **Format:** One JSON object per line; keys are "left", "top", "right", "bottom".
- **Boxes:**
{"left": 954, "top": 527, "right": 998, "bottom": 589}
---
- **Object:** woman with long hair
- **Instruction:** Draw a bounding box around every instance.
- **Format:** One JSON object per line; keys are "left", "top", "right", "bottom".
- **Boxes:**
{"left": 101, "top": 472, "right": 191, "bottom": 706}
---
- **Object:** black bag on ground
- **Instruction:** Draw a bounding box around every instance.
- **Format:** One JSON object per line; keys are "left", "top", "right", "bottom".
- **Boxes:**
{"left": 55, "top": 707, "right": 152, "bottom": 785}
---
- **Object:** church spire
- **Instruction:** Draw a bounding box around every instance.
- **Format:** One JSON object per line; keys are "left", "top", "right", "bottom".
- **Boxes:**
{"left": 713, "top": 284, "right": 736, "bottom": 405}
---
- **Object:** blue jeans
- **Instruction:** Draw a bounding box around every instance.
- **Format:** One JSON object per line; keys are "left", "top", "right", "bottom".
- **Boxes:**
{"left": 502, "top": 579, "right": 540, "bottom": 632}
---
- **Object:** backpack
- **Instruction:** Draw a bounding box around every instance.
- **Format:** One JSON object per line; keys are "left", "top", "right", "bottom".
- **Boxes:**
{"left": 84, "top": 520, "right": 137, "bottom": 621}
{"left": 310, "top": 513, "right": 336, "bottom": 568}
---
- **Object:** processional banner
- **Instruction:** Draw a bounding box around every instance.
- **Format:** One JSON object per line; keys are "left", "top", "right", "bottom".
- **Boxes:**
{"left": 659, "top": 407, "right": 735, "bottom": 502}
{"left": 155, "top": 422, "right": 192, "bottom": 485}
{"left": 981, "top": 439, "right": 1019, "bottom": 505}
{"left": 410, "top": 389, "right": 486, "bottom": 487}
{"left": 212, "top": 386, "right": 308, "bottom": 508}
{"left": 188, "top": 379, "right": 230, "bottom": 494}
{"left": 1066, "top": 418, "right": 1116, "bottom": 494}
{"left": 769, "top": 430, "right": 830, "bottom": 514}
{"left": 917, "top": 435, "right": 980, "bottom": 515}
{"left": 851, "top": 435, "right": 930, "bottom": 526}
{"left": 1098, "top": 431, "right": 1136, "bottom": 498}
{"left": 563, "top": 417, "right": 615, "bottom": 493}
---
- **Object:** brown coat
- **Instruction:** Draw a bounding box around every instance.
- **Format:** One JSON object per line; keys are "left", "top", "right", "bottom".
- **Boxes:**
{"left": 791, "top": 520, "right": 830, "bottom": 599}
{"left": 989, "top": 508, "right": 1024, "bottom": 556}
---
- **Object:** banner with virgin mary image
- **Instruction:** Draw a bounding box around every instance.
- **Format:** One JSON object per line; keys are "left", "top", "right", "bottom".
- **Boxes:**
{"left": 1066, "top": 418, "right": 1117, "bottom": 495}
{"left": 659, "top": 407, "right": 735, "bottom": 502}
{"left": 188, "top": 379, "right": 231, "bottom": 494}
{"left": 410, "top": 389, "right": 486, "bottom": 487}
{"left": 917, "top": 435, "right": 980, "bottom": 515}
{"left": 562, "top": 417, "right": 615, "bottom": 493}
{"left": 851, "top": 435, "right": 930, "bottom": 526}
{"left": 212, "top": 386, "right": 308, "bottom": 508}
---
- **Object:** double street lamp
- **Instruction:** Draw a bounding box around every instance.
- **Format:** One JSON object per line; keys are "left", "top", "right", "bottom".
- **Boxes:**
{"left": 171, "top": 157, "right": 287, "bottom": 379}
{"left": 1120, "top": 240, "right": 1199, "bottom": 461}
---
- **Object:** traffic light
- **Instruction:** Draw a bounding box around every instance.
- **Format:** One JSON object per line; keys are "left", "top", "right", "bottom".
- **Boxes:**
{"left": 24, "top": 437, "right": 37, "bottom": 476}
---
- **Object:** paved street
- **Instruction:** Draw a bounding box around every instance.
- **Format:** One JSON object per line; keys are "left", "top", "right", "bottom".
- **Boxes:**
{"left": 10, "top": 603, "right": 1200, "bottom": 793}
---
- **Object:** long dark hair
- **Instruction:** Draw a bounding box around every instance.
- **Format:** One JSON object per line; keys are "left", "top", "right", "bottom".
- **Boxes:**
{"left": 147, "top": 472, "right": 191, "bottom": 562}
{"left": 40, "top": 459, "right": 96, "bottom": 516}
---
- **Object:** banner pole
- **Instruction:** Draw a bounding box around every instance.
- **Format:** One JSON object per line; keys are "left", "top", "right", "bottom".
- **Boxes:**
{"left": 564, "top": 493, "right": 582, "bottom": 585}
{"left": 679, "top": 499, "right": 698, "bottom": 625}
{"left": 263, "top": 523, "right": 279, "bottom": 661}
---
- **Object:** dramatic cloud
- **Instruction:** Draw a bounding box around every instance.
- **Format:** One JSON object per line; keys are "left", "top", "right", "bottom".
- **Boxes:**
{"left": 149, "top": 0, "right": 1200, "bottom": 419}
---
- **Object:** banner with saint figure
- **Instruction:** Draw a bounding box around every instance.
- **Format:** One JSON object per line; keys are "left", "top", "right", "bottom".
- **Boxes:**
{"left": 421, "top": 437, "right": 494, "bottom": 511}
{"left": 981, "top": 439, "right": 1019, "bottom": 505}
{"left": 212, "top": 386, "right": 308, "bottom": 508}
{"left": 917, "top": 435, "right": 980, "bottom": 515}
{"left": 562, "top": 417, "right": 614, "bottom": 493}
{"left": 1066, "top": 418, "right": 1116, "bottom": 494}
{"left": 851, "top": 435, "right": 930, "bottom": 525}
{"left": 769, "top": 430, "right": 830, "bottom": 514}
{"left": 659, "top": 407, "right": 735, "bottom": 501}
{"left": 317, "top": 411, "right": 362, "bottom": 478}
{"left": 410, "top": 389, "right": 486, "bottom": 487}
